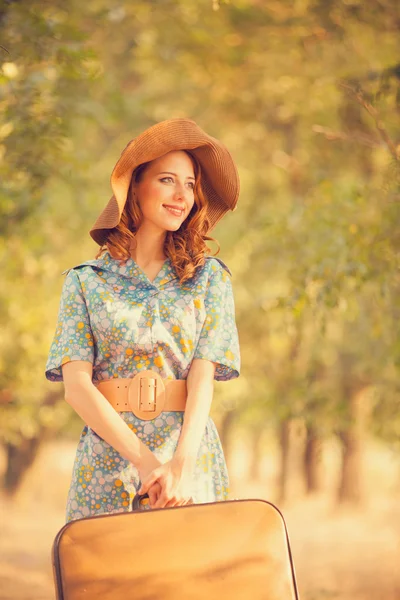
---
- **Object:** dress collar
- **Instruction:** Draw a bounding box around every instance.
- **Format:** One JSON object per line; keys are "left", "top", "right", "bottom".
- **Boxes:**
{"left": 97, "top": 251, "right": 177, "bottom": 287}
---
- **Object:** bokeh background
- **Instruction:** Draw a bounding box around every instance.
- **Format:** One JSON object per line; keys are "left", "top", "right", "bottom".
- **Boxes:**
{"left": 1, "top": 1, "right": 399, "bottom": 598}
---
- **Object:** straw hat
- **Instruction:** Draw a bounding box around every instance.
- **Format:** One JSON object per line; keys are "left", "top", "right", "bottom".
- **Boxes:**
{"left": 90, "top": 118, "right": 240, "bottom": 245}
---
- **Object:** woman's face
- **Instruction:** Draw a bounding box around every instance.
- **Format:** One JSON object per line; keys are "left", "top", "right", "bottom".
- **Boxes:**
{"left": 135, "top": 150, "right": 196, "bottom": 233}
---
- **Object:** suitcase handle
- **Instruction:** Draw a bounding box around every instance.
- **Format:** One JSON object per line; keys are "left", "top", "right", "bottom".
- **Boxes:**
{"left": 131, "top": 493, "right": 195, "bottom": 511}
{"left": 132, "top": 493, "right": 149, "bottom": 511}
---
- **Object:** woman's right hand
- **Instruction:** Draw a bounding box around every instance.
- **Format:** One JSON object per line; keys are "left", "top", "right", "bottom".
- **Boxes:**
{"left": 138, "top": 457, "right": 194, "bottom": 508}
{"left": 137, "top": 448, "right": 162, "bottom": 507}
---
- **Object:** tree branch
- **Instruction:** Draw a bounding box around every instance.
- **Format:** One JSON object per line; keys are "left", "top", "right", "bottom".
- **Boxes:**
{"left": 312, "top": 124, "right": 382, "bottom": 149}
{"left": 339, "top": 81, "right": 400, "bottom": 161}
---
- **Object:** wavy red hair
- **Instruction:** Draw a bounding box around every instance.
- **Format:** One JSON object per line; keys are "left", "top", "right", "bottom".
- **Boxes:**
{"left": 95, "top": 151, "right": 219, "bottom": 283}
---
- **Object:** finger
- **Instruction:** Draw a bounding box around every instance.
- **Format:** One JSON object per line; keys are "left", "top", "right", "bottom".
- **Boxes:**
{"left": 176, "top": 497, "right": 192, "bottom": 507}
{"left": 165, "top": 498, "right": 181, "bottom": 508}
{"left": 148, "top": 483, "right": 161, "bottom": 508}
{"left": 147, "top": 488, "right": 157, "bottom": 507}
{"left": 141, "top": 475, "right": 167, "bottom": 497}
{"left": 138, "top": 480, "right": 153, "bottom": 495}
{"left": 139, "top": 470, "right": 160, "bottom": 494}
{"left": 178, "top": 496, "right": 191, "bottom": 506}
{"left": 153, "top": 491, "right": 170, "bottom": 509}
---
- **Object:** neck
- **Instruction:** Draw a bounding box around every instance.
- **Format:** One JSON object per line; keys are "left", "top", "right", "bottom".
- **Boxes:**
{"left": 130, "top": 223, "right": 167, "bottom": 266}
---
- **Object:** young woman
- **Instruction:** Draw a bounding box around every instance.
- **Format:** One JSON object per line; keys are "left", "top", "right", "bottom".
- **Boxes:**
{"left": 45, "top": 118, "right": 241, "bottom": 521}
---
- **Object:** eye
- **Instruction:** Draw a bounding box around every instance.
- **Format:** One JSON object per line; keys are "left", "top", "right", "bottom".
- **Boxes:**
{"left": 186, "top": 181, "right": 195, "bottom": 190}
{"left": 160, "top": 176, "right": 174, "bottom": 183}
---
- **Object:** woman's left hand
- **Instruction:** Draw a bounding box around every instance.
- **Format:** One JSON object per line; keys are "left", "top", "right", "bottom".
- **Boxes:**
{"left": 138, "top": 457, "right": 194, "bottom": 508}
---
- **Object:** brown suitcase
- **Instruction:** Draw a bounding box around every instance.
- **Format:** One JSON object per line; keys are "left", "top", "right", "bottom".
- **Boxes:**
{"left": 52, "top": 498, "right": 300, "bottom": 599}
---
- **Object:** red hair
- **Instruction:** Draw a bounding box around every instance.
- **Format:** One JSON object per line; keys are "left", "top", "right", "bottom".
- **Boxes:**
{"left": 96, "top": 152, "right": 219, "bottom": 283}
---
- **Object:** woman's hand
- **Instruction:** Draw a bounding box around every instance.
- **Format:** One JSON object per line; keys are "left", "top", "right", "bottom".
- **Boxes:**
{"left": 137, "top": 448, "right": 163, "bottom": 508}
{"left": 139, "top": 457, "right": 194, "bottom": 508}
{"left": 145, "top": 481, "right": 162, "bottom": 508}
{"left": 138, "top": 448, "right": 161, "bottom": 482}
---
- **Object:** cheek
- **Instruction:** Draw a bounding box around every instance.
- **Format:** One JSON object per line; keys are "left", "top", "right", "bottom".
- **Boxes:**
{"left": 138, "top": 182, "right": 163, "bottom": 214}
{"left": 187, "top": 195, "right": 195, "bottom": 211}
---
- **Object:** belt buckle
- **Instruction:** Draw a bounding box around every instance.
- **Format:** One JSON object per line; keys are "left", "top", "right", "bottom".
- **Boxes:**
{"left": 128, "top": 370, "right": 165, "bottom": 421}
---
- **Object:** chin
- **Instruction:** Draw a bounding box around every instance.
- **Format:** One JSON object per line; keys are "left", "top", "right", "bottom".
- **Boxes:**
{"left": 165, "top": 223, "right": 183, "bottom": 232}
{"left": 153, "top": 214, "right": 189, "bottom": 233}
{"left": 161, "top": 216, "right": 188, "bottom": 232}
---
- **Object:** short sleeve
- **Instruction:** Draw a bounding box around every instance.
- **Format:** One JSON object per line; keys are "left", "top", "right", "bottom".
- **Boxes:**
{"left": 45, "top": 269, "right": 95, "bottom": 382}
{"left": 194, "top": 265, "right": 240, "bottom": 381}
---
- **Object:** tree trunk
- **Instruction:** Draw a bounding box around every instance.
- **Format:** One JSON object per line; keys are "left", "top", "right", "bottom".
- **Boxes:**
{"left": 304, "top": 425, "right": 322, "bottom": 493}
{"left": 2, "top": 390, "right": 60, "bottom": 496}
{"left": 337, "top": 386, "right": 370, "bottom": 504}
{"left": 337, "top": 430, "right": 363, "bottom": 503}
{"left": 249, "top": 426, "right": 264, "bottom": 481}
{"left": 219, "top": 410, "right": 236, "bottom": 469}
{"left": 278, "top": 418, "right": 291, "bottom": 503}
{"left": 3, "top": 437, "right": 42, "bottom": 496}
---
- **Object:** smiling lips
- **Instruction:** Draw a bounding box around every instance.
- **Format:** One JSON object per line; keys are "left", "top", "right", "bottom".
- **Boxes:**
{"left": 163, "top": 204, "right": 185, "bottom": 217}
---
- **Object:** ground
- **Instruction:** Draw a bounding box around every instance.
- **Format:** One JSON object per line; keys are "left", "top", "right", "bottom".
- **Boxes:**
{"left": 0, "top": 439, "right": 399, "bottom": 600}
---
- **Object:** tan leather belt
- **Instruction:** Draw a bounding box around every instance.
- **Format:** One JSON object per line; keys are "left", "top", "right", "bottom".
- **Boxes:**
{"left": 96, "top": 370, "right": 187, "bottom": 421}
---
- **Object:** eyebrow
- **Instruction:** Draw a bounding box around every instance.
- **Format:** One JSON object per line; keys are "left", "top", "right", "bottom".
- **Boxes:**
{"left": 158, "top": 171, "right": 195, "bottom": 180}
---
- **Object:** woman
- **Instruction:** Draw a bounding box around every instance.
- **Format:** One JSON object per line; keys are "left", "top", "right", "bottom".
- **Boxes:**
{"left": 45, "top": 118, "right": 241, "bottom": 522}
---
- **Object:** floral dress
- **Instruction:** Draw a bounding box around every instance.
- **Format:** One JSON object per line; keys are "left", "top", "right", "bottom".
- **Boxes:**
{"left": 45, "top": 251, "right": 240, "bottom": 522}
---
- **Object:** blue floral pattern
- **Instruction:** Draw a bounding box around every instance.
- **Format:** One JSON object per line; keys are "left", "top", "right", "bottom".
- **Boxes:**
{"left": 46, "top": 251, "right": 240, "bottom": 522}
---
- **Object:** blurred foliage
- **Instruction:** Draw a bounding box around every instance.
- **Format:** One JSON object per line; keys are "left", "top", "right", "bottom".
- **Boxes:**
{"left": 0, "top": 0, "right": 399, "bottom": 492}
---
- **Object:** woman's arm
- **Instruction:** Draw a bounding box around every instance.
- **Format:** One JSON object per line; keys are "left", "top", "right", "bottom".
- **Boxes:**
{"left": 62, "top": 361, "right": 161, "bottom": 480}
{"left": 139, "top": 358, "right": 215, "bottom": 507}
{"left": 174, "top": 358, "right": 215, "bottom": 468}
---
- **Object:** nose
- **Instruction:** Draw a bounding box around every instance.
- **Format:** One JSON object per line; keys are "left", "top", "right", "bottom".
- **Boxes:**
{"left": 173, "top": 182, "right": 188, "bottom": 202}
